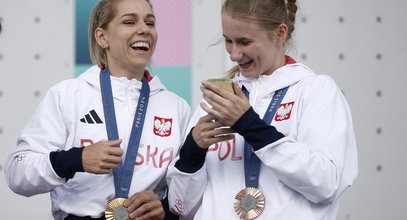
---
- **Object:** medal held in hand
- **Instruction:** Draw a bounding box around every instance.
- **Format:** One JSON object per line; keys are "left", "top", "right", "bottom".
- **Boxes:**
{"left": 105, "top": 198, "right": 135, "bottom": 220}
{"left": 234, "top": 187, "right": 265, "bottom": 219}
{"left": 234, "top": 86, "right": 289, "bottom": 219}
{"left": 207, "top": 78, "right": 235, "bottom": 93}
{"left": 100, "top": 68, "right": 150, "bottom": 220}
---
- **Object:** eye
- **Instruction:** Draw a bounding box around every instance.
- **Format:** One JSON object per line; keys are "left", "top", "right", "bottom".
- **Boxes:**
{"left": 240, "top": 40, "right": 251, "bottom": 46}
{"left": 145, "top": 21, "right": 156, "bottom": 27}
{"left": 123, "top": 20, "right": 135, "bottom": 25}
{"left": 224, "top": 38, "right": 232, "bottom": 44}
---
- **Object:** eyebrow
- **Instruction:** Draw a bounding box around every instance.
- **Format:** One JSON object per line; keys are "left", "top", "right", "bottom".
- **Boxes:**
{"left": 121, "top": 13, "right": 156, "bottom": 20}
{"left": 223, "top": 34, "right": 250, "bottom": 41}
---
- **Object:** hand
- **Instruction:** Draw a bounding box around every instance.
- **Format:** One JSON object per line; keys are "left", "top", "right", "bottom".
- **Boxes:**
{"left": 201, "top": 81, "right": 251, "bottom": 126}
{"left": 82, "top": 139, "right": 123, "bottom": 174}
{"left": 192, "top": 114, "right": 235, "bottom": 149}
{"left": 124, "top": 190, "right": 164, "bottom": 220}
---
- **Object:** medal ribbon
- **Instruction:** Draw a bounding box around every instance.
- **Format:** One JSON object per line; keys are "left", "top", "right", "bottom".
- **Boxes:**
{"left": 242, "top": 86, "right": 289, "bottom": 188}
{"left": 100, "top": 68, "right": 150, "bottom": 198}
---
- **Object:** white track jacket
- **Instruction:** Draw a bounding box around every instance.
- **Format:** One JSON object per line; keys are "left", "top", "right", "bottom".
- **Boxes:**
{"left": 5, "top": 65, "right": 190, "bottom": 219}
{"left": 167, "top": 62, "right": 358, "bottom": 220}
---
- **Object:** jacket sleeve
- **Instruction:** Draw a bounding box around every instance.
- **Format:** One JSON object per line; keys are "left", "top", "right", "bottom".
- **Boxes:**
{"left": 166, "top": 106, "right": 208, "bottom": 218}
{"left": 4, "top": 85, "right": 70, "bottom": 197}
{"left": 255, "top": 75, "right": 358, "bottom": 204}
{"left": 173, "top": 98, "right": 192, "bottom": 159}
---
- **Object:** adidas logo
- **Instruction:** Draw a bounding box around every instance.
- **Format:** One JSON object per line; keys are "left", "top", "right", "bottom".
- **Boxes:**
{"left": 80, "top": 109, "right": 103, "bottom": 124}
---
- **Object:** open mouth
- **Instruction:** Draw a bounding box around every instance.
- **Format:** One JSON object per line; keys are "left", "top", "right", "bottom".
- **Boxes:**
{"left": 238, "top": 60, "right": 253, "bottom": 69}
{"left": 130, "top": 41, "right": 150, "bottom": 51}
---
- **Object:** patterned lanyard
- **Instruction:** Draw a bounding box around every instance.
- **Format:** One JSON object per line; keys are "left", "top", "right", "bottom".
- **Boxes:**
{"left": 242, "top": 85, "right": 289, "bottom": 188}
{"left": 100, "top": 68, "right": 150, "bottom": 198}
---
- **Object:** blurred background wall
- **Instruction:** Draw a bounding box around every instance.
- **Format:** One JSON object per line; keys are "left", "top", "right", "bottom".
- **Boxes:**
{"left": 0, "top": 0, "right": 406, "bottom": 219}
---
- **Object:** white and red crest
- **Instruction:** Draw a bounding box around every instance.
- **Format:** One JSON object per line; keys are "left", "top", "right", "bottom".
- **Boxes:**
{"left": 275, "top": 101, "right": 294, "bottom": 121}
{"left": 154, "top": 116, "right": 172, "bottom": 137}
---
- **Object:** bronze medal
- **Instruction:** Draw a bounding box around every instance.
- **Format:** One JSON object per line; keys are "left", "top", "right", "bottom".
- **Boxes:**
{"left": 233, "top": 187, "right": 265, "bottom": 219}
{"left": 105, "top": 198, "right": 135, "bottom": 220}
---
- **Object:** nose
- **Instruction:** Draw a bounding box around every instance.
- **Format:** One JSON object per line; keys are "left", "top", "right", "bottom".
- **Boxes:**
{"left": 137, "top": 22, "right": 150, "bottom": 35}
{"left": 229, "top": 45, "right": 243, "bottom": 62}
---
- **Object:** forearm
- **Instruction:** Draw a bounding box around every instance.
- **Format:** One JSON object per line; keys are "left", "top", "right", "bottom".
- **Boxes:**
{"left": 256, "top": 139, "right": 340, "bottom": 204}
{"left": 231, "top": 107, "right": 285, "bottom": 150}
{"left": 5, "top": 150, "right": 66, "bottom": 197}
{"left": 167, "top": 161, "right": 207, "bottom": 218}
{"left": 174, "top": 129, "right": 208, "bottom": 173}
{"left": 49, "top": 147, "right": 84, "bottom": 179}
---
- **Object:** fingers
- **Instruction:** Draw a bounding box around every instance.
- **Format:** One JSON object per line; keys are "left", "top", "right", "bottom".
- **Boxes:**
{"left": 201, "top": 80, "right": 231, "bottom": 98}
{"left": 124, "top": 191, "right": 164, "bottom": 220}
{"left": 199, "top": 114, "right": 229, "bottom": 129}
{"left": 192, "top": 114, "right": 235, "bottom": 148}
{"left": 193, "top": 127, "right": 235, "bottom": 148}
{"left": 124, "top": 191, "right": 158, "bottom": 210}
{"left": 200, "top": 80, "right": 251, "bottom": 126}
{"left": 201, "top": 81, "right": 230, "bottom": 106}
{"left": 105, "top": 139, "right": 124, "bottom": 157}
{"left": 106, "top": 139, "right": 122, "bottom": 146}
{"left": 82, "top": 139, "right": 124, "bottom": 174}
{"left": 132, "top": 201, "right": 164, "bottom": 220}
{"left": 200, "top": 102, "right": 216, "bottom": 118}
{"left": 232, "top": 81, "right": 246, "bottom": 99}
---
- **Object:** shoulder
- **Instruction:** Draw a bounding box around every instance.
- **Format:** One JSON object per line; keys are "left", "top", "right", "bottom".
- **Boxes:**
{"left": 49, "top": 65, "right": 100, "bottom": 93}
{"left": 300, "top": 74, "right": 340, "bottom": 95}
{"left": 291, "top": 63, "right": 340, "bottom": 93}
{"left": 153, "top": 89, "right": 190, "bottom": 112}
{"left": 150, "top": 76, "right": 190, "bottom": 109}
{"left": 44, "top": 66, "right": 100, "bottom": 108}
{"left": 293, "top": 71, "right": 345, "bottom": 110}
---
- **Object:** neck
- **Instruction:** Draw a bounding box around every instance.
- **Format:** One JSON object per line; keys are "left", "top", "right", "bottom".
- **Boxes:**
{"left": 108, "top": 66, "right": 144, "bottom": 81}
{"left": 263, "top": 54, "right": 286, "bottom": 76}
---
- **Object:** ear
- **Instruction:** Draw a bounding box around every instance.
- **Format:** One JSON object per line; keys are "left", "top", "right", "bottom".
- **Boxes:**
{"left": 95, "top": 27, "right": 109, "bottom": 49}
{"left": 275, "top": 23, "right": 288, "bottom": 46}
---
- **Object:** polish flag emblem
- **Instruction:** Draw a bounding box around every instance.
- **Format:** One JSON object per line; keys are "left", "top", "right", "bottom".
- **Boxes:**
{"left": 154, "top": 116, "right": 172, "bottom": 137}
{"left": 275, "top": 102, "right": 294, "bottom": 121}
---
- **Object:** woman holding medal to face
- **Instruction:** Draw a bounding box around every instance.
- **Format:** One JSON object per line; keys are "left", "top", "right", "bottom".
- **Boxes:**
{"left": 166, "top": 0, "right": 358, "bottom": 219}
{"left": 5, "top": 0, "right": 189, "bottom": 219}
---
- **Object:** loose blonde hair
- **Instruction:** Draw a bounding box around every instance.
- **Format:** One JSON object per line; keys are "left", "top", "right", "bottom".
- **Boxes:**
{"left": 222, "top": 0, "right": 298, "bottom": 78}
{"left": 88, "top": 0, "right": 153, "bottom": 66}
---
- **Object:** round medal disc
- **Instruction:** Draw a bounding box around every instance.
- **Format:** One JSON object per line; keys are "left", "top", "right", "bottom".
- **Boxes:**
{"left": 105, "top": 198, "right": 135, "bottom": 220}
{"left": 233, "top": 187, "right": 265, "bottom": 219}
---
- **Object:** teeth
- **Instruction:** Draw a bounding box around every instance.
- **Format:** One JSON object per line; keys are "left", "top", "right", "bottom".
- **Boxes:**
{"left": 131, "top": 42, "right": 150, "bottom": 49}
{"left": 239, "top": 60, "right": 251, "bottom": 65}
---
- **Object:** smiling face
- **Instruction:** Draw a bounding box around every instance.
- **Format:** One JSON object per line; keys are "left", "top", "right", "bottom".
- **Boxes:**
{"left": 95, "top": 0, "right": 157, "bottom": 79}
{"left": 222, "top": 13, "right": 286, "bottom": 78}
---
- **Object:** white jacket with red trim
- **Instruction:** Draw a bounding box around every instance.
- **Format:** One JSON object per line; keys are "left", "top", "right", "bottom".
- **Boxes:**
{"left": 167, "top": 61, "right": 358, "bottom": 220}
{"left": 4, "top": 65, "right": 191, "bottom": 219}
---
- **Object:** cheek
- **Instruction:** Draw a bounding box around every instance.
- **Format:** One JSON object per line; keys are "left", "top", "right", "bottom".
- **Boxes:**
{"left": 225, "top": 44, "right": 232, "bottom": 54}
{"left": 151, "top": 29, "right": 158, "bottom": 40}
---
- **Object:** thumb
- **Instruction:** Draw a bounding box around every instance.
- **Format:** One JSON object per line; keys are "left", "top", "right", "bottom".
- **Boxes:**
{"left": 106, "top": 139, "right": 122, "bottom": 147}
{"left": 233, "top": 81, "right": 246, "bottom": 99}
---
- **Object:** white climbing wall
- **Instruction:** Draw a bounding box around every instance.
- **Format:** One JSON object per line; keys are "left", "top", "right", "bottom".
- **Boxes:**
{"left": 0, "top": 0, "right": 74, "bottom": 219}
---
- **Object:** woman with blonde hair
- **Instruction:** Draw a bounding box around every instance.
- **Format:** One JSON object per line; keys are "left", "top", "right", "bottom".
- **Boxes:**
{"left": 167, "top": 0, "right": 358, "bottom": 219}
{"left": 5, "top": 0, "right": 189, "bottom": 219}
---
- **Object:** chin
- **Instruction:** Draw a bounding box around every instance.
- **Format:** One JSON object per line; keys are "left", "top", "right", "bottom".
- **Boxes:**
{"left": 132, "top": 60, "right": 149, "bottom": 68}
{"left": 240, "top": 70, "right": 259, "bottom": 78}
